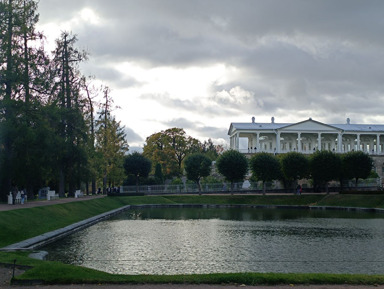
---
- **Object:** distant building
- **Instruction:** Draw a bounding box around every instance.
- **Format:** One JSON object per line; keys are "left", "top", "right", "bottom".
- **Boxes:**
{"left": 228, "top": 117, "right": 384, "bottom": 180}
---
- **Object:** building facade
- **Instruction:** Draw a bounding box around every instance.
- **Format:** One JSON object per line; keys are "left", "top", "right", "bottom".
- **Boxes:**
{"left": 228, "top": 117, "right": 384, "bottom": 180}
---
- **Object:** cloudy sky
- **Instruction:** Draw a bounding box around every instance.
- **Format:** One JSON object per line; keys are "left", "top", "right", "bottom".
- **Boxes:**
{"left": 36, "top": 0, "right": 384, "bottom": 151}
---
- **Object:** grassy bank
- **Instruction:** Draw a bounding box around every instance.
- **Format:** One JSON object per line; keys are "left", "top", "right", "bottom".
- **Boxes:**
{"left": 1, "top": 194, "right": 384, "bottom": 285}
{"left": 3, "top": 250, "right": 384, "bottom": 286}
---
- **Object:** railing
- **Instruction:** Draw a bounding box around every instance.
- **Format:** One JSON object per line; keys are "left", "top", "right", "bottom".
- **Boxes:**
{"left": 117, "top": 178, "right": 381, "bottom": 195}
{"left": 120, "top": 182, "right": 253, "bottom": 194}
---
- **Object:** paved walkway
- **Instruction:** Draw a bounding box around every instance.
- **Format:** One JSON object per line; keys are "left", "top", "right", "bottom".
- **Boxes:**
{"left": 0, "top": 194, "right": 106, "bottom": 212}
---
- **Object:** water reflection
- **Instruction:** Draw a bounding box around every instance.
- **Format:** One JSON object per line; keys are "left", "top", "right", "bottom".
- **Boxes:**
{"left": 42, "top": 207, "right": 384, "bottom": 275}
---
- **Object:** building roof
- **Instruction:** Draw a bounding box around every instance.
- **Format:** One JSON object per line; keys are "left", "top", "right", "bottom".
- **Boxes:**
{"left": 332, "top": 123, "right": 384, "bottom": 132}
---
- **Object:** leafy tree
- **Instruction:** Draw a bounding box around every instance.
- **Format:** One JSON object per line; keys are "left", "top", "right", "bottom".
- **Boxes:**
{"left": 280, "top": 152, "right": 309, "bottom": 190}
{"left": 216, "top": 150, "right": 248, "bottom": 192}
{"left": 171, "top": 178, "right": 184, "bottom": 185}
{"left": 50, "top": 31, "right": 89, "bottom": 196}
{"left": 95, "top": 87, "right": 129, "bottom": 193}
{"left": 154, "top": 163, "right": 164, "bottom": 184}
{"left": 200, "top": 175, "right": 221, "bottom": 184}
{"left": 201, "top": 138, "right": 224, "bottom": 161}
{"left": 310, "top": 151, "right": 341, "bottom": 193}
{"left": 342, "top": 151, "right": 373, "bottom": 188}
{"left": 0, "top": 0, "right": 53, "bottom": 200}
{"left": 184, "top": 153, "right": 212, "bottom": 194}
{"left": 0, "top": 0, "right": 130, "bottom": 201}
{"left": 143, "top": 128, "right": 200, "bottom": 177}
{"left": 82, "top": 77, "right": 100, "bottom": 194}
{"left": 123, "top": 152, "right": 151, "bottom": 192}
{"left": 250, "top": 153, "right": 281, "bottom": 194}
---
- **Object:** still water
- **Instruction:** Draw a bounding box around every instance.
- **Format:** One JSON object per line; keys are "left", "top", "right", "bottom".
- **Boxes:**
{"left": 42, "top": 207, "right": 384, "bottom": 275}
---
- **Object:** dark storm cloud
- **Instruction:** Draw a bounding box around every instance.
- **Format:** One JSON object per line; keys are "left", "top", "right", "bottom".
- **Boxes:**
{"left": 38, "top": 0, "right": 384, "bottom": 66}
{"left": 37, "top": 0, "right": 384, "bottom": 127}
{"left": 62, "top": 0, "right": 384, "bottom": 65}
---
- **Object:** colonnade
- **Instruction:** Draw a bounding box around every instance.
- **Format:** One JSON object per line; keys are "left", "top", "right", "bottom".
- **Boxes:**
{"left": 230, "top": 132, "right": 384, "bottom": 154}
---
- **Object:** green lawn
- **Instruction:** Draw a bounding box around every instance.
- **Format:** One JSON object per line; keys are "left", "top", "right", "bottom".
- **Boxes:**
{"left": 1, "top": 193, "right": 384, "bottom": 285}
{"left": 4, "top": 250, "right": 384, "bottom": 286}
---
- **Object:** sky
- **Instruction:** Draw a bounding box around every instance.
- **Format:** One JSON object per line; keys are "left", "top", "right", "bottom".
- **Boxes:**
{"left": 36, "top": 0, "right": 384, "bottom": 152}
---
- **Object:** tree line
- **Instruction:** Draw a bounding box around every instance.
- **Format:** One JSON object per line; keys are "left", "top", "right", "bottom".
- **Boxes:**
{"left": 215, "top": 150, "right": 374, "bottom": 194}
{"left": 126, "top": 138, "right": 374, "bottom": 195}
{"left": 0, "top": 0, "right": 128, "bottom": 201}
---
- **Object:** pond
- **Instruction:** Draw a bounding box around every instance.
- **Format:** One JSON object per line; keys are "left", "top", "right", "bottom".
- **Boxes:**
{"left": 42, "top": 207, "right": 384, "bottom": 275}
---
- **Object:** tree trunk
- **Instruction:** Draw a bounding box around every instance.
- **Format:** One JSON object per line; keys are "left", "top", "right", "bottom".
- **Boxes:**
{"left": 1, "top": 0, "right": 14, "bottom": 201}
{"left": 135, "top": 174, "right": 139, "bottom": 193}
{"left": 91, "top": 179, "right": 96, "bottom": 195}
{"left": 263, "top": 181, "right": 266, "bottom": 195}
{"left": 59, "top": 169, "right": 65, "bottom": 197}
{"left": 103, "top": 174, "right": 107, "bottom": 194}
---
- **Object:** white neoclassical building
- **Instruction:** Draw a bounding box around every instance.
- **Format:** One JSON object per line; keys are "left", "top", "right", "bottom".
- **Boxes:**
{"left": 228, "top": 117, "right": 384, "bottom": 178}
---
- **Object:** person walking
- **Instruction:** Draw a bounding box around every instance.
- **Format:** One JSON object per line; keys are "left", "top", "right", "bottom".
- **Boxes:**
{"left": 296, "top": 184, "right": 302, "bottom": 195}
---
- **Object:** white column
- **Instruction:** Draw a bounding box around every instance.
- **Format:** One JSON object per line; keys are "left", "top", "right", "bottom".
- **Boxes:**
{"left": 370, "top": 138, "right": 375, "bottom": 154}
{"left": 256, "top": 133, "right": 260, "bottom": 152}
{"left": 357, "top": 134, "right": 360, "bottom": 151}
{"left": 378, "top": 134, "right": 381, "bottom": 154}
{"left": 297, "top": 133, "right": 301, "bottom": 152}
{"left": 337, "top": 133, "right": 342, "bottom": 152}
{"left": 235, "top": 133, "right": 239, "bottom": 150}
{"left": 276, "top": 132, "right": 281, "bottom": 153}
{"left": 318, "top": 133, "right": 321, "bottom": 151}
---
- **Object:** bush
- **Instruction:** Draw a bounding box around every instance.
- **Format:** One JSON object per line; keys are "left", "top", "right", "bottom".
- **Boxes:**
{"left": 201, "top": 176, "right": 221, "bottom": 184}
{"left": 171, "top": 178, "right": 183, "bottom": 185}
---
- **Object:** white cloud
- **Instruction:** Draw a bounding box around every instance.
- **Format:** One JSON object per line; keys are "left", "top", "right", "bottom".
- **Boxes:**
{"left": 78, "top": 8, "right": 103, "bottom": 26}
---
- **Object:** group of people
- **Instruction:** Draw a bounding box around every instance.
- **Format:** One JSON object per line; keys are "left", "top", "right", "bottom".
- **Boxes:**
{"left": 9, "top": 185, "right": 27, "bottom": 204}
{"left": 296, "top": 184, "right": 302, "bottom": 195}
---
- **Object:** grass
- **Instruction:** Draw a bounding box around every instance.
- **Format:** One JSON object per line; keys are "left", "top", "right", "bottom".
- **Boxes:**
{"left": 8, "top": 253, "right": 384, "bottom": 286}
{"left": 2, "top": 193, "right": 384, "bottom": 285}
{"left": 4, "top": 249, "right": 384, "bottom": 286}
